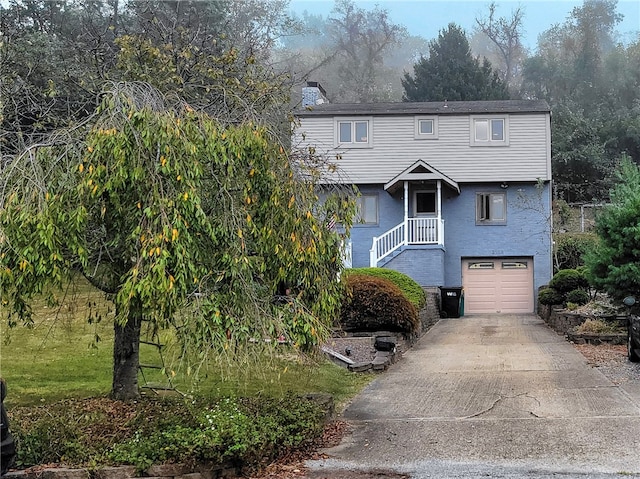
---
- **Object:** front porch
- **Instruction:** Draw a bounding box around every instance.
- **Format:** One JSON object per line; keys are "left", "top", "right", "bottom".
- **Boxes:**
{"left": 369, "top": 217, "right": 444, "bottom": 266}
{"left": 369, "top": 160, "right": 459, "bottom": 267}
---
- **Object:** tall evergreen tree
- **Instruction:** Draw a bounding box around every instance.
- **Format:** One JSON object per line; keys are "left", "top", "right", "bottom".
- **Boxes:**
{"left": 402, "top": 23, "right": 509, "bottom": 102}
{"left": 585, "top": 157, "right": 640, "bottom": 300}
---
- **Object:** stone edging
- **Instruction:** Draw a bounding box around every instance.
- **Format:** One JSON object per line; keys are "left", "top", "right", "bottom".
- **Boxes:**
{"left": 566, "top": 331, "right": 627, "bottom": 345}
{"left": 5, "top": 463, "right": 240, "bottom": 479}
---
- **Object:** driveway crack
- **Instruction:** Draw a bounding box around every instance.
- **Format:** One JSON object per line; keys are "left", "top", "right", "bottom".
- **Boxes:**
{"left": 461, "top": 392, "right": 541, "bottom": 419}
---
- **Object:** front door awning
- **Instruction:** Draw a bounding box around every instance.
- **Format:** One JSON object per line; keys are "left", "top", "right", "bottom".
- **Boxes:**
{"left": 384, "top": 159, "right": 460, "bottom": 194}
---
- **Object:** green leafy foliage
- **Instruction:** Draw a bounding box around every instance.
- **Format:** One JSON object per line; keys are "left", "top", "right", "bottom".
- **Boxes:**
{"left": 344, "top": 267, "right": 425, "bottom": 309}
{"left": 565, "top": 289, "right": 590, "bottom": 306}
{"left": 553, "top": 233, "right": 599, "bottom": 271}
{"left": 0, "top": 83, "right": 356, "bottom": 398}
{"left": 11, "top": 396, "right": 324, "bottom": 472}
{"left": 548, "top": 269, "right": 589, "bottom": 294}
{"left": 339, "top": 274, "right": 419, "bottom": 335}
{"left": 521, "top": 1, "right": 640, "bottom": 202}
{"left": 584, "top": 158, "right": 640, "bottom": 300}
{"left": 538, "top": 287, "right": 564, "bottom": 306}
{"left": 574, "top": 319, "right": 622, "bottom": 334}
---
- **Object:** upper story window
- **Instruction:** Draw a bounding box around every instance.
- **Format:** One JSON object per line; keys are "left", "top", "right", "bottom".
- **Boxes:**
{"left": 476, "top": 192, "right": 506, "bottom": 225}
{"left": 470, "top": 116, "right": 509, "bottom": 146}
{"left": 355, "top": 194, "right": 378, "bottom": 225}
{"left": 335, "top": 117, "right": 372, "bottom": 148}
{"left": 415, "top": 116, "right": 439, "bottom": 139}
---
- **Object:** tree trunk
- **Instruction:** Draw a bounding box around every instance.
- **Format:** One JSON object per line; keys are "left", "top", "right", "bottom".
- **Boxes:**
{"left": 111, "top": 302, "right": 142, "bottom": 400}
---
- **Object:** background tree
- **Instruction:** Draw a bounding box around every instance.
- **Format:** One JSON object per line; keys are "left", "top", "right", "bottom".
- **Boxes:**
{"left": 277, "top": 0, "right": 411, "bottom": 102}
{"left": 0, "top": 83, "right": 355, "bottom": 400}
{"left": 584, "top": 157, "right": 640, "bottom": 300}
{"left": 473, "top": 2, "right": 526, "bottom": 95}
{"left": 521, "top": 0, "right": 639, "bottom": 202}
{"left": 0, "top": 0, "right": 298, "bottom": 155}
{"left": 402, "top": 23, "right": 509, "bottom": 102}
{"left": 0, "top": 0, "right": 120, "bottom": 156}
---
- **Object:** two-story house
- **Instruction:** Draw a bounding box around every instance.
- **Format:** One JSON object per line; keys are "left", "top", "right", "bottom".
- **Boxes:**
{"left": 295, "top": 82, "right": 552, "bottom": 314}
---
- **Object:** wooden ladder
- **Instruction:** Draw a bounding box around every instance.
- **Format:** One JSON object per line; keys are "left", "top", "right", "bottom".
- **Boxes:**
{"left": 138, "top": 321, "right": 182, "bottom": 395}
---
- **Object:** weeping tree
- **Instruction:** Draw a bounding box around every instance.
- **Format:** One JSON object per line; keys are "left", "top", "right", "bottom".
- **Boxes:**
{"left": 0, "top": 82, "right": 355, "bottom": 399}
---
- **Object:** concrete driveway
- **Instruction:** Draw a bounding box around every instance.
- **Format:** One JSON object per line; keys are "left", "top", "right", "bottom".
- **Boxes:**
{"left": 307, "top": 314, "right": 640, "bottom": 478}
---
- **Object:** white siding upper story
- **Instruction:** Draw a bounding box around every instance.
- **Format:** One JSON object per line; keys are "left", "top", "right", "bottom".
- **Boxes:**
{"left": 294, "top": 108, "right": 552, "bottom": 185}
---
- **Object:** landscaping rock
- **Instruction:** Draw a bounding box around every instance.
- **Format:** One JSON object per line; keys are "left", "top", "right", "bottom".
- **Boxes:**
{"left": 348, "top": 362, "right": 372, "bottom": 372}
{"left": 7, "top": 469, "right": 89, "bottom": 479}
{"left": 371, "top": 356, "right": 390, "bottom": 371}
{"left": 146, "top": 464, "right": 192, "bottom": 477}
{"left": 93, "top": 467, "right": 137, "bottom": 479}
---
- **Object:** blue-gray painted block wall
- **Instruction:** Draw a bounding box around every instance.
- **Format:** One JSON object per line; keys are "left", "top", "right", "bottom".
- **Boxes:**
{"left": 384, "top": 246, "right": 445, "bottom": 286}
{"left": 348, "top": 182, "right": 552, "bottom": 295}
{"left": 349, "top": 184, "right": 404, "bottom": 268}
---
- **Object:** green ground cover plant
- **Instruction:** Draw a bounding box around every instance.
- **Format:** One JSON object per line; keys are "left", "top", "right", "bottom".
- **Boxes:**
{"left": 11, "top": 395, "right": 325, "bottom": 473}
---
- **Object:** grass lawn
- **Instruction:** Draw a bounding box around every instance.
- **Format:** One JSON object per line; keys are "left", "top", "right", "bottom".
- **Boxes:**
{"left": 1, "top": 281, "right": 374, "bottom": 471}
{"left": 0, "top": 280, "right": 372, "bottom": 408}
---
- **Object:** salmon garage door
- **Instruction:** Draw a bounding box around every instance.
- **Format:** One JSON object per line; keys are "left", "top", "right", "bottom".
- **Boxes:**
{"left": 462, "top": 258, "right": 534, "bottom": 313}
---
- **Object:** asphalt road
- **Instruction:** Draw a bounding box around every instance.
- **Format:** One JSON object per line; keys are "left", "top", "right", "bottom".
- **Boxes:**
{"left": 305, "top": 314, "right": 640, "bottom": 478}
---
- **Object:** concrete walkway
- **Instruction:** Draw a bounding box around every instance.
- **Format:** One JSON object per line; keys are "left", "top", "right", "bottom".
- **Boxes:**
{"left": 307, "top": 314, "right": 640, "bottom": 478}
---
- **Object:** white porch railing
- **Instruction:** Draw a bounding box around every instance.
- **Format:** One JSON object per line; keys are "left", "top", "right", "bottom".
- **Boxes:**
{"left": 369, "top": 217, "right": 444, "bottom": 267}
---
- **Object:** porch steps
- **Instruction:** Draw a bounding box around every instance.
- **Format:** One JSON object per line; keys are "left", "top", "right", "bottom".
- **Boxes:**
{"left": 378, "top": 248, "right": 403, "bottom": 267}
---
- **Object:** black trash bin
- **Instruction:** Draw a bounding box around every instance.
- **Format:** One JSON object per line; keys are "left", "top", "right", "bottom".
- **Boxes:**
{"left": 439, "top": 286, "right": 463, "bottom": 318}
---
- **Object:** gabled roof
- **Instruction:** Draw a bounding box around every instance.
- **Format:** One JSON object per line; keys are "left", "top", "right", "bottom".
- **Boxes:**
{"left": 385, "top": 160, "right": 460, "bottom": 194}
{"left": 296, "top": 99, "right": 550, "bottom": 117}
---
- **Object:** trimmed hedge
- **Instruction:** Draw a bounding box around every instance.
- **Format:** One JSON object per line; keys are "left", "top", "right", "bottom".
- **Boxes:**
{"left": 566, "top": 288, "right": 590, "bottom": 306}
{"left": 340, "top": 274, "right": 419, "bottom": 335}
{"left": 548, "top": 268, "right": 589, "bottom": 294}
{"left": 539, "top": 269, "right": 591, "bottom": 307}
{"left": 344, "top": 267, "right": 426, "bottom": 309}
{"left": 538, "top": 287, "right": 564, "bottom": 306}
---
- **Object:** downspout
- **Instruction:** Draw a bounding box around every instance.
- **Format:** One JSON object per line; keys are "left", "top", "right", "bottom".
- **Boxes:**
{"left": 404, "top": 181, "right": 409, "bottom": 245}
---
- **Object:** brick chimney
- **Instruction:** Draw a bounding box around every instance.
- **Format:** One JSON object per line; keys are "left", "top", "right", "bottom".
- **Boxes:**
{"left": 301, "top": 81, "right": 328, "bottom": 107}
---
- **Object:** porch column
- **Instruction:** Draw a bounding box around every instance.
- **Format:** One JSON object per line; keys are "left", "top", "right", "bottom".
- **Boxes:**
{"left": 437, "top": 180, "right": 442, "bottom": 244}
{"left": 404, "top": 181, "right": 409, "bottom": 245}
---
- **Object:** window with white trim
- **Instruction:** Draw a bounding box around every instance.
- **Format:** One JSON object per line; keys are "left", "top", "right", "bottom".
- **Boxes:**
{"left": 471, "top": 116, "right": 509, "bottom": 146}
{"left": 335, "top": 117, "right": 372, "bottom": 147}
{"left": 415, "top": 116, "right": 439, "bottom": 139}
{"left": 355, "top": 194, "right": 378, "bottom": 225}
{"left": 476, "top": 192, "right": 506, "bottom": 224}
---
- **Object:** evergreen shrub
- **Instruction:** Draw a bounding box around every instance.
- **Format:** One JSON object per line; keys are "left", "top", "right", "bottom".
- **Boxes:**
{"left": 344, "top": 268, "right": 426, "bottom": 309}
{"left": 565, "top": 288, "right": 590, "bottom": 306}
{"left": 548, "top": 269, "right": 589, "bottom": 294}
{"left": 538, "top": 287, "right": 564, "bottom": 306}
{"left": 340, "top": 274, "right": 419, "bottom": 334}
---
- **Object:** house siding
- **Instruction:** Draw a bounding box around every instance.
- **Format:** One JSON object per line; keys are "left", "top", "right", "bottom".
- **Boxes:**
{"left": 349, "top": 184, "right": 403, "bottom": 268}
{"left": 442, "top": 182, "right": 552, "bottom": 298}
{"left": 348, "top": 182, "right": 552, "bottom": 299}
{"left": 296, "top": 113, "right": 551, "bottom": 184}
